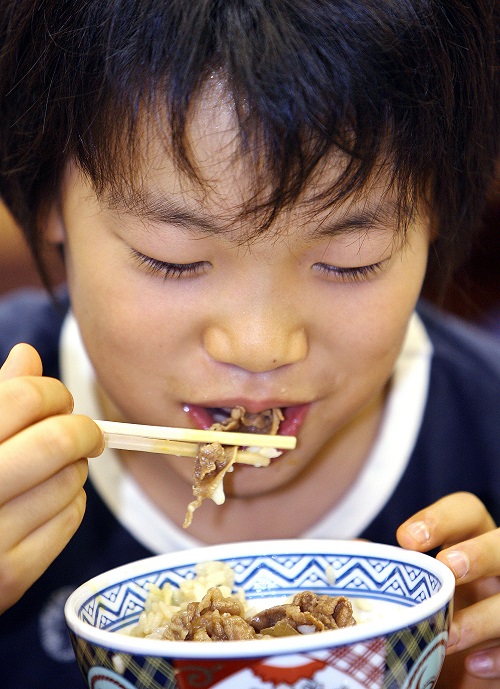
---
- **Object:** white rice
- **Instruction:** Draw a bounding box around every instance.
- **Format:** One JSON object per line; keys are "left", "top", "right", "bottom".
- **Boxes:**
{"left": 130, "top": 561, "right": 247, "bottom": 639}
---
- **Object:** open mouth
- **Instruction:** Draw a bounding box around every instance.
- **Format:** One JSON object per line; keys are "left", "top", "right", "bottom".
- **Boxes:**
{"left": 208, "top": 406, "right": 283, "bottom": 434}
{"left": 184, "top": 404, "right": 310, "bottom": 438}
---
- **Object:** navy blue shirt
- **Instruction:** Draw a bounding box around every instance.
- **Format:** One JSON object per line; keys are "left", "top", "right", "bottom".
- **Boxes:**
{"left": 0, "top": 289, "right": 499, "bottom": 687}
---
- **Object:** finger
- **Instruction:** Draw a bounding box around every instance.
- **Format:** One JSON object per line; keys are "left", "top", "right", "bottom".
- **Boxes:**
{"left": 0, "top": 343, "right": 43, "bottom": 381}
{"left": 0, "top": 344, "right": 77, "bottom": 443}
{"left": 465, "top": 645, "right": 500, "bottom": 679}
{"left": 0, "top": 414, "right": 103, "bottom": 504}
{"left": 0, "top": 490, "right": 87, "bottom": 614}
{"left": 0, "top": 458, "right": 88, "bottom": 550}
{"left": 0, "top": 374, "right": 74, "bottom": 438}
{"left": 396, "top": 492, "right": 496, "bottom": 551}
{"left": 447, "top": 593, "right": 500, "bottom": 656}
{"left": 437, "top": 528, "right": 500, "bottom": 583}
{"left": 0, "top": 375, "right": 74, "bottom": 442}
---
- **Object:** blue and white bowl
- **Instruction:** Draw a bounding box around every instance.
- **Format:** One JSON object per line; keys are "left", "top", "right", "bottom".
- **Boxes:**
{"left": 64, "top": 539, "right": 455, "bottom": 689}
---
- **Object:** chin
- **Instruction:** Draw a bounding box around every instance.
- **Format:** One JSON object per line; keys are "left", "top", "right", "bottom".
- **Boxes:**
{"left": 223, "top": 463, "right": 304, "bottom": 498}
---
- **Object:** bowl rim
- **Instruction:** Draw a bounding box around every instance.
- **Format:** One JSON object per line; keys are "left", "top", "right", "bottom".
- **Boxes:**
{"left": 64, "top": 539, "right": 455, "bottom": 659}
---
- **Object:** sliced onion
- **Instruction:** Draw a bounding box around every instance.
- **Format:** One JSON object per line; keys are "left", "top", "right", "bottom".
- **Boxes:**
{"left": 297, "top": 624, "right": 317, "bottom": 635}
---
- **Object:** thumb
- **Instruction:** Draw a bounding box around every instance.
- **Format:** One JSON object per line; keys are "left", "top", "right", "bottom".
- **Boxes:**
{"left": 0, "top": 343, "right": 43, "bottom": 380}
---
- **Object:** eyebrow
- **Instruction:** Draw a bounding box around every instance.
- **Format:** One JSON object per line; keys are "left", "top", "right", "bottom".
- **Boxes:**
{"left": 310, "top": 199, "right": 401, "bottom": 238}
{"left": 104, "top": 188, "right": 401, "bottom": 238}
{"left": 104, "top": 189, "right": 222, "bottom": 234}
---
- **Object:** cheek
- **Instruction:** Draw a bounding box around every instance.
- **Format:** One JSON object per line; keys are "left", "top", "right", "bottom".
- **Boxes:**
{"left": 66, "top": 237, "right": 167, "bottom": 351}
{"left": 320, "top": 290, "right": 414, "bottom": 361}
{"left": 319, "top": 260, "right": 427, "bottom": 375}
{"left": 360, "top": 245, "right": 428, "bottom": 349}
{"left": 66, "top": 257, "right": 165, "bottom": 387}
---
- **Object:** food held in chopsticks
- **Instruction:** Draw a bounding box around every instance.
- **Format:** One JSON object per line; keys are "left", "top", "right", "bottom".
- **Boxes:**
{"left": 183, "top": 407, "right": 286, "bottom": 528}
{"left": 94, "top": 415, "right": 295, "bottom": 529}
{"left": 183, "top": 444, "right": 239, "bottom": 528}
{"left": 95, "top": 419, "right": 295, "bottom": 462}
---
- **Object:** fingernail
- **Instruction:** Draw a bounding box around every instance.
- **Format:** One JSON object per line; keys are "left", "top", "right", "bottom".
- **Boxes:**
{"left": 467, "top": 652, "right": 494, "bottom": 676}
{"left": 444, "top": 550, "right": 469, "bottom": 579}
{"left": 405, "top": 520, "right": 431, "bottom": 545}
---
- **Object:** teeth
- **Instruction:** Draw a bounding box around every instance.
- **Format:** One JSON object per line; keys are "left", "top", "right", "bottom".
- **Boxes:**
{"left": 211, "top": 409, "right": 230, "bottom": 423}
{"left": 246, "top": 446, "right": 282, "bottom": 459}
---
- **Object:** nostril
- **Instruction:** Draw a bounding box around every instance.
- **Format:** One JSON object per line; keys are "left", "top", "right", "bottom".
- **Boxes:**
{"left": 203, "top": 323, "right": 308, "bottom": 372}
{"left": 202, "top": 312, "right": 308, "bottom": 373}
{"left": 203, "top": 326, "right": 232, "bottom": 364}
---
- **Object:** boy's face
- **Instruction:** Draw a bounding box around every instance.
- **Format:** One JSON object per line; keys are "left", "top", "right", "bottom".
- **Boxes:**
{"left": 46, "top": 92, "right": 429, "bottom": 499}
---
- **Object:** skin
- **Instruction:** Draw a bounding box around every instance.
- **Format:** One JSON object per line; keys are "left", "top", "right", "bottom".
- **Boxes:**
{"left": 398, "top": 495, "right": 500, "bottom": 688}
{"left": 0, "top": 343, "right": 102, "bottom": 614}
{"left": 0, "top": 94, "right": 498, "bottom": 684}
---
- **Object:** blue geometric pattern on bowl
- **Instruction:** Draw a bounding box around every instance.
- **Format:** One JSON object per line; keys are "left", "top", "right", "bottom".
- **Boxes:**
{"left": 78, "top": 553, "right": 441, "bottom": 633}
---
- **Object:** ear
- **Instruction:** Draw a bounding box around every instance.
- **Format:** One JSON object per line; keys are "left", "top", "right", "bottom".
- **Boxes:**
{"left": 419, "top": 198, "right": 438, "bottom": 244}
{"left": 39, "top": 198, "right": 66, "bottom": 246}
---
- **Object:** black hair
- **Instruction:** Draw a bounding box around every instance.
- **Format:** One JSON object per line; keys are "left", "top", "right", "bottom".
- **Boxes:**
{"left": 0, "top": 0, "right": 497, "bottom": 290}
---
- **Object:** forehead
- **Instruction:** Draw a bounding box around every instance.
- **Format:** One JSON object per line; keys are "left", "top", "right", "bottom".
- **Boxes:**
{"left": 91, "top": 83, "right": 413, "bottom": 241}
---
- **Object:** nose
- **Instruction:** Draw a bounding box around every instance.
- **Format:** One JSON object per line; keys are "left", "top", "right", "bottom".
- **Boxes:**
{"left": 203, "top": 305, "right": 308, "bottom": 373}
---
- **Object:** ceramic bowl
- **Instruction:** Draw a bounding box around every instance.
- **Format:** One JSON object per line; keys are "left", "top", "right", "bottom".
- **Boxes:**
{"left": 65, "top": 539, "right": 455, "bottom": 689}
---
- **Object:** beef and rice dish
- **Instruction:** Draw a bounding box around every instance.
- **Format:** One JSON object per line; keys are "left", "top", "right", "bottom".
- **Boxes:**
{"left": 130, "top": 561, "right": 356, "bottom": 642}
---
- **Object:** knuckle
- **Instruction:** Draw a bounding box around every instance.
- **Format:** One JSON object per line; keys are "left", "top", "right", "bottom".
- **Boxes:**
{"left": 55, "top": 460, "right": 88, "bottom": 498}
{"left": 0, "top": 557, "right": 24, "bottom": 612}
{"left": 1, "top": 376, "right": 71, "bottom": 417}
{"left": 454, "top": 492, "right": 495, "bottom": 528}
{"left": 74, "top": 457, "right": 90, "bottom": 484}
{"left": 62, "top": 490, "right": 87, "bottom": 535}
{"left": 74, "top": 415, "right": 105, "bottom": 456}
{"left": 38, "top": 416, "right": 95, "bottom": 462}
{"left": 455, "top": 491, "right": 481, "bottom": 507}
{"left": 64, "top": 460, "right": 89, "bottom": 494}
{"left": 42, "top": 415, "right": 101, "bottom": 461}
{"left": 1, "top": 377, "right": 46, "bottom": 414}
{"left": 39, "top": 417, "right": 80, "bottom": 460}
{"left": 435, "top": 492, "right": 487, "bottom": 523}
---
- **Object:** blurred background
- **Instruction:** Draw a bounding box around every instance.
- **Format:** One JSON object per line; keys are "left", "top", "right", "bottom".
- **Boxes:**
{"left": 0, "top": 176, "right": 498, "bottom": 334}
{"left": 0, "top": 200, "right": 65, "bottom": 294}
{"left": 421, "top": 170, "right": 499, "bottom": 336}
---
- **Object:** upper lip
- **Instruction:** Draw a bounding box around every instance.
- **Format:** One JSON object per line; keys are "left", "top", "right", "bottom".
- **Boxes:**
{"left": 189, "top": 400, "right": 310, "bottom": 414}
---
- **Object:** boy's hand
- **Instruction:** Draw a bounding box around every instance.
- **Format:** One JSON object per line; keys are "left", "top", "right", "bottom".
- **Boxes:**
{"left": 0, "top": 343, "right": 103, "bottom": 613}
{"left": 397, "top": 493, "right": 500, "bottom": 687}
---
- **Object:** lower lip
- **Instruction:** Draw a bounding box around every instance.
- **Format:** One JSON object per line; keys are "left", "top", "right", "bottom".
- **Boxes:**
{"left": 183, "top": 404, "right": 310, "bottom": 446}
{"left": 277, "top": 404, "right": 310, "bottom": 436}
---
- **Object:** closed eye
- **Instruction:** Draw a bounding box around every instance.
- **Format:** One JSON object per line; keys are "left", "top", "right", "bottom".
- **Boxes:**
{"left": 131, "top": 249, "right": 210, "bottom": 280}
{"left": 312, "top": 260, "right": 387, "bottom": 282}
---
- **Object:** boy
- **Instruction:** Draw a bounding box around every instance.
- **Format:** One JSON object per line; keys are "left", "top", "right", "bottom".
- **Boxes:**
{"left": 0, "top": 0, "right": 498, "bottom": 686}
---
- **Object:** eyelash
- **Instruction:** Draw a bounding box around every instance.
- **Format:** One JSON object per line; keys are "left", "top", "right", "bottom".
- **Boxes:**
{"left": 313, "top": 261, "right": 385, "bottom": 282}
{"left": 132, "top": 250, "right": 386, "bottom": 283}
{"left": 132, "top": 250, "right": 209, "bottom": 279}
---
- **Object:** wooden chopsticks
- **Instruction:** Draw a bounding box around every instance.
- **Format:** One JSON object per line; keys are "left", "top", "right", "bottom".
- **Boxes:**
{"left": 94, "top": 420, "right": 297, "bottom": 467}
